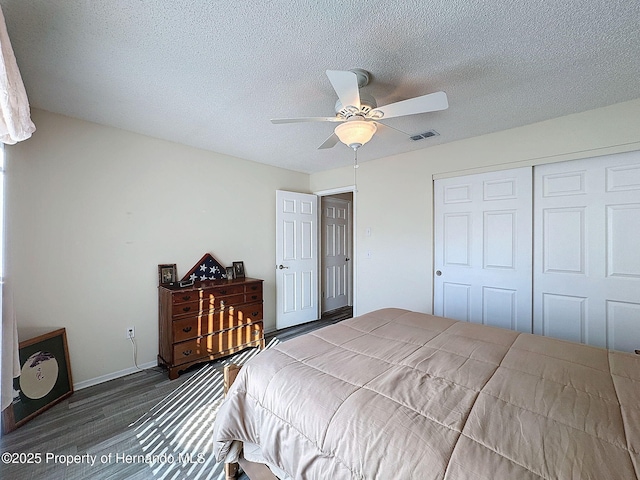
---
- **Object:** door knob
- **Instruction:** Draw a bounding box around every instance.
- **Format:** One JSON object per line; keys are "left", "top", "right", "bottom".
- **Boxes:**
{"left": 345, "top": 257, "right": 350, "bottom": 261}
{"left": 435, "top": 270, "right": 442, "bottom": 276}
{"left": 277, "top": 264, "right": 289, "bottom": 269}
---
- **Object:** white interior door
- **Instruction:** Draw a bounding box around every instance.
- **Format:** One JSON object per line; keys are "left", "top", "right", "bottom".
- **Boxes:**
{"left": 434, "top": 167, "right": 533, "bottom": 332}
{"left": 321, "top": 196, "right": 352, "bottom": 313}
{"left": 534, "top": 152, "right": 640, "bottom": 351}
{"left": 275, "top": 190, "right": 318, "bottom": 329}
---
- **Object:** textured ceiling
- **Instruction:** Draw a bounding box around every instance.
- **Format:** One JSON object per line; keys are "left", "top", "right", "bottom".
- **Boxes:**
{"left": 1, "top": 0, "right": 639, "bottom": 173}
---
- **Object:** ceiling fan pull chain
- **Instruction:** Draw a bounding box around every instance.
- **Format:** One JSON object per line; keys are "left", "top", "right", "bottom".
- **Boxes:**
{"left": 353, "top": 148, "right": 359, "bottom": 192}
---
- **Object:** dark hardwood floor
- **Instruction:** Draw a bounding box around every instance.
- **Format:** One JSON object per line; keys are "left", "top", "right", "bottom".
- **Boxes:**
{"left": 0, "top": 307, "right": 351, "bottom": 480}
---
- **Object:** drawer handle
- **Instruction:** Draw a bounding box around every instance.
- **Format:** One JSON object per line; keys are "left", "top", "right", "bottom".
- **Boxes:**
{"left": 182, "top": 295, "right": 191, "bottom": 301}
{"left": 253, "top": 330, "right": 260, "bottom": 336}
{"left": 182, "top": 326, "right": 192, "bottom": 333}
{"left": 250, "top": 295, "right": 258, "bottom": 300}
{"left": 251, "top": 286, "right": 258, "bottom": 291}
{"left": 182, "top": 306, "right": 191, "bottom": 312}
{"left": 182, "top": 349, "right": 192, "bottom": 356}
{"left": 252, "top": 312, "right": 259, "bottom": 317}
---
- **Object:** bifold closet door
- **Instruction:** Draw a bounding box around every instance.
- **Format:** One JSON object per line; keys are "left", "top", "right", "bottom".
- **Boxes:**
{"left": 533, "top": 151, "right": 640, "bottom": 352}
{"left": 434, "top": 167, "right": 533, "bottom": 333}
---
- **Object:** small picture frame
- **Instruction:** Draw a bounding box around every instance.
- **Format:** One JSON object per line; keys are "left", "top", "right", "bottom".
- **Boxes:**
{"left": 226, "top": 266, "right": 235, "bottom": 280}
{"left": 2, "top": 328, "right": 73, "bottom": 434}
{"left": 158, "top": 264, "right": 177, "bottom": 285}
{"left": 232, "top": 261, "right": 245, "bottom": 279}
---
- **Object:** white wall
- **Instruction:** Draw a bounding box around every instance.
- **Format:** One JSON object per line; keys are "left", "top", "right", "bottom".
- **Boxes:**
{"left": 311, "top": 98, "right": 640, "bottom": 317}
{"left": 5, "top": 109, "right": 308, "bottom": 387}
{"left": 7, "top": 99, "right": 640, "bottom": 387}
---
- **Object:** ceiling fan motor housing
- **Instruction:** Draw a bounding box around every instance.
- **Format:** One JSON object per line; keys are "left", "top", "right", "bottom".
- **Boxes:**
{"left": 335, "top": 92, "right": 377, "bottom": 119}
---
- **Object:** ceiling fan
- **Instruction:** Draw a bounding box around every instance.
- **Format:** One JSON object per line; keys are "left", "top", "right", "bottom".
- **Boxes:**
{"left": 271, "top": 69, "right": 448, "bottom": 151}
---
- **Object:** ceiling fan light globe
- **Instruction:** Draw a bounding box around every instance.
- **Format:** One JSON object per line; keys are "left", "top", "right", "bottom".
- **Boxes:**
{"left": 334, "top": 120, "right": 377, "bottom": 149}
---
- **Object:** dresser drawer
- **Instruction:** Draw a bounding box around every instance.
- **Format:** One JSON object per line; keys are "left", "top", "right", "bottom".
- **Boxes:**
{"left": 217, "top": 293, "right": 245, "bottom": 308}
{"left": 171, "top": 284, "right": 244, "bottom": 303}
{"left": 244, "top": 282, "right": 262, "bottom": 295}
{"left": 233, "top": 302, "right": 263, "bottom": 323}
{"left": 172, "top": 323, "right": 263, "bottom": 365}
{"left": 244, "top": 291, "right": 262, "bottom": 303}
{"left": 171, "top": 300, "right": 202, "bottom": 317}
{"left": 173, "top": 317, "right": 198, "bottom": 343}
{"left": 171, "top": 314, "right": 218, "bottom": 343}
{"left": 214, "top": 304, "right": 263, "bottom": 331}
{"left": 202, "top": 284, "right": 244, "bottom": 298}
{"left": 170, "top": 293, "right": 244, "bottom": 318}
{"left": 171, "top": 291, "right": 199, "bottom": 303}
{"left": 172, "top": 305, "right": 263, "bottom": 342}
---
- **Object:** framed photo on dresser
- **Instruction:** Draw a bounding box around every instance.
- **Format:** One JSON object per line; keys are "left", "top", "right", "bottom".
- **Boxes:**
{"left": 158, "top": 264, "right": 177, "bottom": 285}
{"left": 232, "top": 261, "right": 245, "bottom": 279}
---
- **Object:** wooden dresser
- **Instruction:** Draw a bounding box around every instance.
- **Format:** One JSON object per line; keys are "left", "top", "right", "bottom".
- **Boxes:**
{"left": 158, "top": 277, "right": 264, "bottom": 379}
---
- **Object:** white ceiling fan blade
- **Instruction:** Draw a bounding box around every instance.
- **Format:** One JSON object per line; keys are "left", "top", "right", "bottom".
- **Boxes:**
{"left": 368, "top": 122, "right": 409, "bottom": 144}
{"left": 375, "top": 121, "right": 410, "bottom": 136}
{"left": 317, "top": 133, "right": 339, "bottom": 149}
{"left": 271, "top": 116, "right": 343, "bottom": 124}
{"left": 326, "top": 70, "right": 361, "bottom": 110}
{"left": 370, "top": 91, "right": 448, "bottom": 120}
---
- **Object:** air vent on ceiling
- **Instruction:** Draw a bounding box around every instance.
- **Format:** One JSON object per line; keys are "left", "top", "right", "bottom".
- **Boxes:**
{"left": 410, "top": 130, "right": 439, "bottom": 141}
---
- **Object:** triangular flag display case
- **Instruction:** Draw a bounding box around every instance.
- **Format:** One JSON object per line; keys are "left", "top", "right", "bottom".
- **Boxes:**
{"left": 181, "top": 253, "right": 227, "bottom": 282}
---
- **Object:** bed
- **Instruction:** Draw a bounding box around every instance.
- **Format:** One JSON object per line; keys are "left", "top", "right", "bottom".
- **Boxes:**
{"left": 213, "top": 308, "right": 640, "bottom": 479}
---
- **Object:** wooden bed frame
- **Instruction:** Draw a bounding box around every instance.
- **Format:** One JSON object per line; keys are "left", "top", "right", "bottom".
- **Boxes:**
{"left": 224, "top": 364, "right": 279, "bottom": 480}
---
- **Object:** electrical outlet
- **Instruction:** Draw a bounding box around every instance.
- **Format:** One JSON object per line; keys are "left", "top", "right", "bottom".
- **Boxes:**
{"left": 126, "top": 327, "right": 135, "bottom": 339}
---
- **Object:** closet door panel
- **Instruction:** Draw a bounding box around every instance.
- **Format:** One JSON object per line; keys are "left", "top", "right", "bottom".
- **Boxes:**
{"left": 434, "top": 167, "right": 533, "bottom": 333}
{"left": 607, "top": 300, "right": 640, "bottom": 352}
{"left": 541, "top": 293, "right": 587, "bottom": 343}
{"left": 442, "top": 282, "right": 471, "bottom": 321}
{"left": 606, "top": 204, "right": 640, "bottom": 278}
{"left": 542, "top": 207, "right": 585, "bottom": 274}
{"left": 534, "top": 151, "right": 640, "bottom": 351}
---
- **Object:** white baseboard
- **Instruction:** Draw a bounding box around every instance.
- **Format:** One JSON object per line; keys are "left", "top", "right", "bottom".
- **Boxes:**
{"left": 74, "top": 360, "right": 157, "bottom": 391}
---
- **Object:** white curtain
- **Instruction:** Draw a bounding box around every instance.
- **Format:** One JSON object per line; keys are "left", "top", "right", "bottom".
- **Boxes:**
{"left": 0, "top": 5, "right": 35, "bottom": 414}
{"left": 0, "top": 6, "right": 35, "bottom": 144}
{"left": 1, "top": 282, "right": 18, "bottom": 412}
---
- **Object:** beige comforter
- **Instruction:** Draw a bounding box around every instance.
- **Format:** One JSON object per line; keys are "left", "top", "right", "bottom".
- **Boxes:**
{"left": 213, "top": 308, "right": 640, "bottom": 479}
